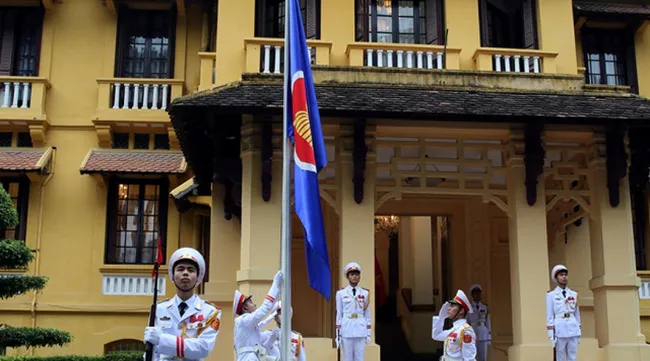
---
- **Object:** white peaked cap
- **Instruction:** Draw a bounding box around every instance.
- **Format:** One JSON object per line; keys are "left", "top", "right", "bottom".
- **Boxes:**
{"left": 168, "top": 247, "right": 206, "bottom": 285}
{"left": 469, "top": 284, "right": 482, "bottom": 293}
{"left": 551, "top": 264, "right": 568, "bottom": 284}
{"left": 344, "top": 262, "right": 361, "bottom": 276}
{"left": 451, "top": 289, "right": 473, "bottom": 314}
{"left": 276, "top": 301, "right": 293, "bottom": 318}
{"left": 233, "top": 290, "right": 249, "bottom": 317}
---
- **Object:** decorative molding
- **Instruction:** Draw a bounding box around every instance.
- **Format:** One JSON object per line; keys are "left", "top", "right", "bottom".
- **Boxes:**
{"left": 261, "top": 121, "right": 273, "bottom": 202}
{"left": 28, "top": 124, "right": 47, "bottom": 147}
{"left": 605, "top": 126, "right": 627, "bottom": 207}
{"left": 102, "top": 275, "right": 165, "bottom": 296}
{"left": 524, "top": 124, "right": 544, "bottom": 206}
{"left": 352, "top": 119, "right": 367, "bottom": 204}
{"left": 95, "top": 125, "right": 112, "bottom": 148}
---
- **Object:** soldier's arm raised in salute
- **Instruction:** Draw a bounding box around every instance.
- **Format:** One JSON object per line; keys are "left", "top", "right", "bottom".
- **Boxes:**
{"left": 157, "top": 306, "right": 222, "bottom": 360}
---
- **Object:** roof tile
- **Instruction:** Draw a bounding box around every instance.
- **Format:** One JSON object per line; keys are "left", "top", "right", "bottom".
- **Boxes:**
{"left": 0, "top": 148, "right": 52, "bottom": 172}
{"left": 80, "top": 150, "right": 187, "bottom": 174}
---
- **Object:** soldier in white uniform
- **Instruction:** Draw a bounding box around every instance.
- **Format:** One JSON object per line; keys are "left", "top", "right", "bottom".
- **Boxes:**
{"left": 260, "top": 301, "right": 307, "bottom": 361}
{"left": 335, "top": 262, "right": 371, "bottom": 361}
{"left": 233, "top": 270, "right": 283, "bottom": 361}
{"left": 466, "top": 284, "right": 491, "bottom": 361}
{"left": 546, "top": 264, "right": 581, "bottom": 361}
{"left": 431, "top": 289, "right": 477, "bottom": 361}
{"left": 143, "top": 247, "right": 222, "bottom": 361}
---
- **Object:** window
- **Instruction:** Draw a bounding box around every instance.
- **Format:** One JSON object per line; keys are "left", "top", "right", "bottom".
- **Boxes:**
{"left": 105, "top": 179, "right": 169, "bottom": 265}
{"left": 115, "top": 7, "right": 176, "bottom": 79}
{"left": 104, "top": 339, "right": 145, "bottom": 354}
{"left": 111, "top": 132, "right": 170, "bottom": 150}
{"left": 0, "top": 132, "right": 33, "bottom": 148}
{"left": 356, "top": 0, "right": 443, "bottom": 45}
{"left": 0, "top": 177, "right": 30, "bottom": 241}
{"left": 0, "top": 7, "right": 43, "bottom": 76}
{"left": 256, "top": 0, "right": 320, "bottom": 39}
{"left": 479, "top": 0, "right": 537, "bottom": 49}
{"left": 582, "top": 28, "right": 634, "bottom": 88}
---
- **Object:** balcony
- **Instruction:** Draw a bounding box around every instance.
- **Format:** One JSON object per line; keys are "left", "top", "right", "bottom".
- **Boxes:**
{"left": 244, "top": 37, "right": 332, "bottom": 74}
{"left": 0, "top": 76, "right": 49, "bottom": 121}
{"left": 95, "top": 78, "right": 185, "bottom": 123}
{"left": 347, "top": 42, "right": 462, "bottom": 70}
{"left": 473, "top": 48, "right": 559, "bottom": 74}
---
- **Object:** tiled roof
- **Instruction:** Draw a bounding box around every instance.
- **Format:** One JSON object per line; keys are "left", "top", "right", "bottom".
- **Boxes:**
{"left": 573, "top": 2, "right": 650, "bottom": 15}
{"left": 79, "top": 149, "right": 187, "bottom": 175}
{"left": 170, "top": 82, "right": 650, "bottom": 122}
{"left": 0, "top": 148, "right": 53, "bottom": 172}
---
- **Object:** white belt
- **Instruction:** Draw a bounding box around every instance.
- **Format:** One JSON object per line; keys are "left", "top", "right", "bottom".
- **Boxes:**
{"left": 236, "top": 346, "right": 264, "bottom": 356}
{"left": 555, "top": 312, "right": 574, "bottom": 319}
{"left": 344, "top": 313, "right": 363, "bottom": 319}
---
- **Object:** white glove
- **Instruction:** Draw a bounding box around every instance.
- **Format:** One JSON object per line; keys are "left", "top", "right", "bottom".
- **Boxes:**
{"left": 365, "top": 336, "right": 371, "bottom": 344}
{"left": 335, "top": 329, "right": 340, "bottom": 349}
{"left": 487, "top": 341, "right": 491, "bottom": 347}
{"left": 273, "top": 327, "right": 281, "bottom": 339}
{"left": 547, "top": 330, "right": 554, "bottom": 340}
{"left": 144, "top": 327, "right": 160, "bottom": 345}
{"left": 274, "top": 271, "right": 284, "bottom": 287}
{"left": 550, "top": 337, "right": 556, "bottom": 348}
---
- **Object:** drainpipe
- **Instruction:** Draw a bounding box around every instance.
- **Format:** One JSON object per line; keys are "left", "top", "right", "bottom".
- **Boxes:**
{"left": 30, "top": 147, "right": 56, "bottom": 354}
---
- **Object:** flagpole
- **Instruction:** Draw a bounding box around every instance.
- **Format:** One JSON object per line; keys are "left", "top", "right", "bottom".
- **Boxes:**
{"left": 280, "top": 0, "right": 292, "bottom": 359}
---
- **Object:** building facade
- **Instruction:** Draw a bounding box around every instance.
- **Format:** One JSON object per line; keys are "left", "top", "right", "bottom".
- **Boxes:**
{"left": 1, "top": 1, "right": 650, "bottom": 361}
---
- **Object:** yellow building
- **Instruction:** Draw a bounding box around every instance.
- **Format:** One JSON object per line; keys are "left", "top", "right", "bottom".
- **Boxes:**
{"left": 1, "top": 0, "right": 650, "bottom": 361}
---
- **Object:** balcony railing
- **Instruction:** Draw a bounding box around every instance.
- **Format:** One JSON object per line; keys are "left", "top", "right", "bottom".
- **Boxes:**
{"left": 347, "top": 42, "right": 461, "bottom": 70}
{"left": 244, "top": 38, "right": 332, "bottom": 74}
{"left": 640, "top": 271, "right": 650, "bottom": 300}
{"left": 473, "top": 48, "right": 558, "bottom": 74}
{"left": 95, "top": 78, "right": 184, "bottom": 121}
{"left": 102, "top": 274, "right": 165, "bottom": 296}
{"left": 0, "top": 76, "right": 49, "bottom": 120}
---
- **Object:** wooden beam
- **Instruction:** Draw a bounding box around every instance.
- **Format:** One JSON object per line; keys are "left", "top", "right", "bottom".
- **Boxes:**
{"left": 176, "top": 0, "right": 185, "bottom": 18}
{"left": 638, "top": 20, "right": 650, "bottom": 35}
{"left": 106, "top": 0, "right": 116, "bottom": 15}
{"left": 41, "top": 0, "right": 54, "bottom": 10}
{"left": 574, "top": 16, "right": 587, "bottom": 31}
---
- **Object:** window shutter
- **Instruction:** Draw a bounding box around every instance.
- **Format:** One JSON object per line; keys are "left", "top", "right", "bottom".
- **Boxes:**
{"left": 355, "top": 0, "right": 369, "bottom": 42}
{"left": 624, "top": 26, "right": 638, "bottom": 93}
{"left": 114, "top": 6, "right": 130, "bottom": 77}
{"left": 425, "top": 0, "right": 444, "bottom": 45}
{"left": 478, "top": 0, "right": 489, "bottom": 47}
{"left": 305, "top": 0, "right": 318, "bottom": 39}
{"left": 0, "top": 10, "right": 17, "bottom": 76}
{"left": 522, "top": 0, "right": 538, "bottom": 49}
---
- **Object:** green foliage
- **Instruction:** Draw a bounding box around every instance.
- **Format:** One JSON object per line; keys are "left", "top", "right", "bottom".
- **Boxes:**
{"left": 0, "top": 186, "right": 18, "bottom": 230}
{"left": 0, "top": 351, "right": 143, "bottom": 361}
{"left": 0, "top": 275, "right": 47, "bottom": 300}
{"left": 0, "top": 326, "right": 72, "bottom": 349}
{"left": 0, "top": 240, "right": 35, "bottom": 270}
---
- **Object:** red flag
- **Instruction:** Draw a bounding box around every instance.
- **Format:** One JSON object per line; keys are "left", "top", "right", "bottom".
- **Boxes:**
{"left": 152, "top": 236, "right": 163, "bottom": 278}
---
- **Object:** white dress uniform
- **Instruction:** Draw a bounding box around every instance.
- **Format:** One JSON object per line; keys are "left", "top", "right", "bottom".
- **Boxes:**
{"left": 144, "top": 248, "right": 221, "bottom": 361}
{"left": 335, "top": 262, "right": 371, "bottom": 361}
{"left": 233, "top": 271, "right": 282, "bottom": 361}
{"left": 262, "top": 327, "right": 307, "bottom": 361}
{"left": 466, "top": 285, "right": 491, "bottom": 361}
{"left": 546, "top": 265, "right": 581, "bottom": 361}
{"left": 432, "top": 290, "right": 477, "bottom": 361}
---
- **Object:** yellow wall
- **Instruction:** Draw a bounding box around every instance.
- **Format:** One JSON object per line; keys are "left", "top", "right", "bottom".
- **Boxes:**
{"left": 1, "top": 0, "right": 650, "bottom": 360}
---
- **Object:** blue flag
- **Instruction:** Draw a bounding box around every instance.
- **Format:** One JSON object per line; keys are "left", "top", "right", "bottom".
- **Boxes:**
{"left": 285, "top": 0, "right": 331, "bottom": 301}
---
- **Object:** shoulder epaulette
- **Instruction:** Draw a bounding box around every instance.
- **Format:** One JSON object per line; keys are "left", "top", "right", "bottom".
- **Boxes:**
{"left": 362, "top": 287, "right": 369, "bottom": 291}
{"left": 206, "top": 301, "right": 222, "bottom": 310}
{"left": 158, "top": 298, "right": 171, "bottom": 304}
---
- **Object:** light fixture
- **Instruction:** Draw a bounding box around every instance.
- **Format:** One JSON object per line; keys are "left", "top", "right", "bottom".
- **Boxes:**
{"left": 375, "top": 215, "right": 400, "bottom": 235}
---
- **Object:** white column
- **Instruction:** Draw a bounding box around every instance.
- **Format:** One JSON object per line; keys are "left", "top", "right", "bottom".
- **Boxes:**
{"left": 410, "top": 216, "right": 433, "bottom": 305}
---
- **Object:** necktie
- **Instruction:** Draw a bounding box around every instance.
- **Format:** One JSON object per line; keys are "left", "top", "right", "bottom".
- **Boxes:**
{"left": 352, "top": 288, "right": 356, "bottom": 296}
{"left": 562, "top": 290, "right": 566, "bottom": 298}
{"left": 179, "top": 302, "right": 188, "bottom": 317}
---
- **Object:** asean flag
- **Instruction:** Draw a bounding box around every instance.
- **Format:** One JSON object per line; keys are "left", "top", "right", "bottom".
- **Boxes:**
{"left": 286, "top": 0, "right": 331, "bottom": 301}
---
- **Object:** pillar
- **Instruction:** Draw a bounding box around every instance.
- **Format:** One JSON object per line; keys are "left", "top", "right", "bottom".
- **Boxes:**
{"left": 587, "top": 133, "right": 650, "bottom": 360}
{"left": 505, "top": 131, "right": 553, "bottom": 361}
{"left": 536, "top": 0, "right": 578, "bottom": 74}
{"left": 399, "top": 217, "right": 414, "bottom": 292}
{"left": 214, "top": 0, "right": 255, "bottom": 85}
{"left": 337, "top": 122, "right": 380, "bottom": 361}
{"left": 237, "top": 116, "right": 283, "bottom": 304}
{"left": 411, "top": 217, "right": 434, "bottom": 305}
